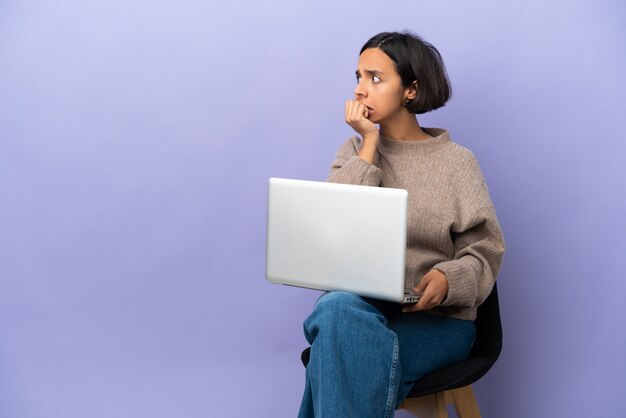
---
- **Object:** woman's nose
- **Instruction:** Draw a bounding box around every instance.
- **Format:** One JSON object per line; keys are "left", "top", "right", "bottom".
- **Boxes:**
{"left": 354, "top": 81, "right": 367, "bottom": 98}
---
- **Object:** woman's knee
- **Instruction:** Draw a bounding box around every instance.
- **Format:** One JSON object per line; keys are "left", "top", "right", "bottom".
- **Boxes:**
{"left": 315, "top": 291, "right": 363, "bottom": 309}
{"left": 308, "top": 291, "right": 366, "bottom": 325}
{"left": 304, "top": 291, "right": 386, "bottom": 341}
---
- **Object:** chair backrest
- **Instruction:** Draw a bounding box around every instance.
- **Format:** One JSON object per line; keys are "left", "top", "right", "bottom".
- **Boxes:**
{"left": 470, "top": 283, "right": 502, "bottom": 362}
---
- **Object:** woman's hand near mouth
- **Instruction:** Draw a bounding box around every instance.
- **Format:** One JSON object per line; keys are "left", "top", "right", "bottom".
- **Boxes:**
{"left": 345, "top": 100, "right": 378, "bottom": 138}
{"left": 345, "top": 100, "right": 379, "bottom": 164}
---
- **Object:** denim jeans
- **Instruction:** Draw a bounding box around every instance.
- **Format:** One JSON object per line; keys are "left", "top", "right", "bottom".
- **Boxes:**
{"left": 297, "top": 291, "right": 476, "bottom": 418}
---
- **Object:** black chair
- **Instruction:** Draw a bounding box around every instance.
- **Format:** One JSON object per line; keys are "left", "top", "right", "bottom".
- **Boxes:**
{"left": 301, "top": 284, "right": 502, "bottom": 418}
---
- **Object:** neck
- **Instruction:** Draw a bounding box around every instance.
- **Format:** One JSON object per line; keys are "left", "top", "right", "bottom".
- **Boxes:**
{"left": 379, "top": 111, "right": 432, "bottom": 141}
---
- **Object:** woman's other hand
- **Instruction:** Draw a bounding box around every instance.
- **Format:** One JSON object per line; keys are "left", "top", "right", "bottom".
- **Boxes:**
{"left": 402, "top": 269, "right": 449, "bottom": 313}
{"left": 345, "top": 100, "right": 378, "bottom": 138}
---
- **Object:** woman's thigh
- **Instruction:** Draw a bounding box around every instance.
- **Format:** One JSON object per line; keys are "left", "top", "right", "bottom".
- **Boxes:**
{"left": 388, "top": 312, "right": 476, "bottom": 400}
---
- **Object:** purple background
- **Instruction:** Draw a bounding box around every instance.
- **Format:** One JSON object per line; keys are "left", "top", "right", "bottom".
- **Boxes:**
{"left": 1, "top": 1, "right": 625, "bottom": 417}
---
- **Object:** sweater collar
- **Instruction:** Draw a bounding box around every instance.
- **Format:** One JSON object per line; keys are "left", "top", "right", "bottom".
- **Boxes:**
{"left": 378, "top": 127, "right": 451, "bottom": 155}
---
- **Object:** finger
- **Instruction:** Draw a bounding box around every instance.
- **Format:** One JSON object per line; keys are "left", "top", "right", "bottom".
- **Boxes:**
{"left": 402, "top": 303, "right": 418, "bottom": 313}
{"left": 347, "top": 101, "right": 359, "bottom": 119}
{"left": 414, "top": 276, "right": 430, "bottom": 293}
{"left": 402, "top": 299, "right": 424, "bottom": 313}
{"left": 346, "top": 101, "right": 359, "bottom": 123}
{"left": 414, "top": 295, "right": 432, "bottom": 311}
{"left": 405, "top": 298, "right": 430, "bottom": 312}
{"left": 420, "top": 287, "right": 445, "bottom": 310}
{"left": 414, "top": 282, "right": 439, "bottom": 310}
{"left": 346, "top": 101, "right": 356, "bottom": 121}
{"left": 356, "top": 101, "right": 367, "bottom": 118}
{"left": 351, "top": 101, "right": 361, "bottom": 121}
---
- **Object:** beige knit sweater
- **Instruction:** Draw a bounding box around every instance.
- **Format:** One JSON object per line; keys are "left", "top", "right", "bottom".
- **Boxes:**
{"left": 327, "top": 127, "right": 505, "bottom": 321}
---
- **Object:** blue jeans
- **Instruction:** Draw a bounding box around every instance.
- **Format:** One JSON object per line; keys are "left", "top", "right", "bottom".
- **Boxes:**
{"left": 298, "top": 291, "right": 476, "bottom": 418}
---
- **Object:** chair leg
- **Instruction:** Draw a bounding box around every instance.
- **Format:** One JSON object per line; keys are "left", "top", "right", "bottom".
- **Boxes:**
{"left": 400, "top": 391, "right": 448, "bottom": 418}
{"left": 448, "top": 385, "right": 481, "bottom": 418}
{"left": 400, "top": 385, "right": 481, "bottom": 418}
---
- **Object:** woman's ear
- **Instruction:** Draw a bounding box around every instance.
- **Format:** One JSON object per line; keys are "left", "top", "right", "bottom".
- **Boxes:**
{"left": 405, "top": 81, "right": 418, "bottom": 101}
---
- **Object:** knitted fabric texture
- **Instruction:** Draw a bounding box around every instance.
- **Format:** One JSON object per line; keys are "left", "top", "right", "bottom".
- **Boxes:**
{"left": 327, "top": 127, "right": 506, "bottom": 321}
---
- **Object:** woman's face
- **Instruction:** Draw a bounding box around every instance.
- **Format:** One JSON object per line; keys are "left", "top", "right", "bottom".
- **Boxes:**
{"left": 354, "top": 48, "right": 411, "bottom": 124}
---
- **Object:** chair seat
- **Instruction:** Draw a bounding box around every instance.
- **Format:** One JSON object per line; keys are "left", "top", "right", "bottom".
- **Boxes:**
{"left": 301, "top": 348, "right": 494, "bottom": 399}
{"left": 406, "top": 356, "right": 495, "bottom": 398}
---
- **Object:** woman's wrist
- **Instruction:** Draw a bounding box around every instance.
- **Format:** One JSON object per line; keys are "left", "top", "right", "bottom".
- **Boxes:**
{"left": 362, "top": 131, "right": 380, "bottom": 143}
{"left": 357, "top": 135, "right": 379, "bottom": 164}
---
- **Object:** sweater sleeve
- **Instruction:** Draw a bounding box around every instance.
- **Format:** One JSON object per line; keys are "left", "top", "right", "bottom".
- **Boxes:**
{"left": 326, "top": 137, "right": 383, "bottom": 186}
{"left": 433, "top": 156, "right": 506, "bottom": 309}
{"left": 434, "top": 205, "right": 505, "bottom": 308}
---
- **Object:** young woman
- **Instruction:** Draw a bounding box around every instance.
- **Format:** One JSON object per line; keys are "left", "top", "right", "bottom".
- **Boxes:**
{"left": 297, "top": 32, "right": 506, "bottom": 417}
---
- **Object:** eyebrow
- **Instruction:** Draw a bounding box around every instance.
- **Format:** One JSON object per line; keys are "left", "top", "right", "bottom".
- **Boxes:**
{"left": 355, "top": 68, "right": 385, "bottom": 77}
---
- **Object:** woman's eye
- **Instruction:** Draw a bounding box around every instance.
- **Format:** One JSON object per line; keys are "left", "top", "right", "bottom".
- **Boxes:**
{"left": 355, "top": 75, "right": 381, "bottom": 84}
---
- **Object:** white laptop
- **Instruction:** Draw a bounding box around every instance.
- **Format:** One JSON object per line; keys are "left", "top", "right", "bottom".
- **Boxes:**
{"left": 265, "top": 177, "right": 420, "bottom": 303}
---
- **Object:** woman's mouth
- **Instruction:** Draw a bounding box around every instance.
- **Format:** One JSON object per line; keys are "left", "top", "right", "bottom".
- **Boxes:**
{"left": 359, "top": 101, "right": 373, "bottom": 111}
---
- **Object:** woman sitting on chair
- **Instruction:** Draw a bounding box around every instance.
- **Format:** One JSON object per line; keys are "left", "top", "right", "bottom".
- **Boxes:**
{"left": 298, "top": 31, "right": 506, "bottom": 418}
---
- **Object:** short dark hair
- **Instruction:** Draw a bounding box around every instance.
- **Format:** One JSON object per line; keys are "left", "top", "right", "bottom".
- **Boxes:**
{"left": 360, "top": 31, "right": 452, "bottom": 114}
